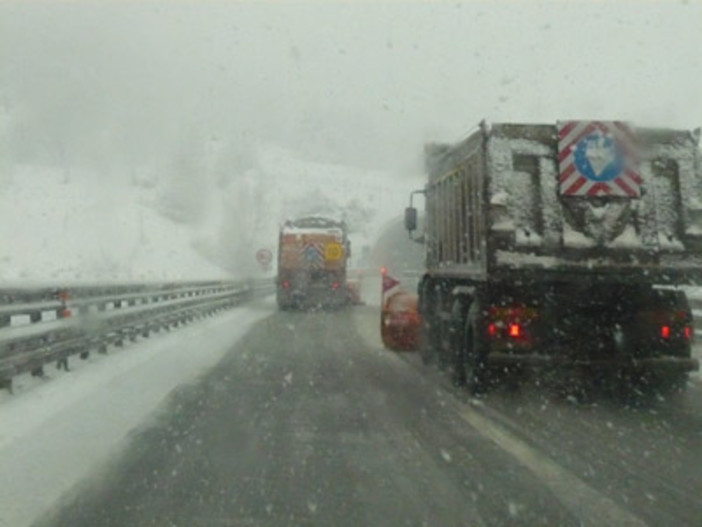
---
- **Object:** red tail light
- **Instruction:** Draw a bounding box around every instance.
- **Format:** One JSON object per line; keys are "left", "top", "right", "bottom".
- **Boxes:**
{"left": 487, "top": 323, "right": 498, "bottom": 338}
{"left": 660, "top": 325, "right": 671, "bottom": 339}
{"left": 684, "top": 326, "right": 692, "bottom": 340}
{"left": 508, "top": 324, "right": 522, "bottom": 338}
{"left": 282, "top": 281, "right": 290, "bottom": 289}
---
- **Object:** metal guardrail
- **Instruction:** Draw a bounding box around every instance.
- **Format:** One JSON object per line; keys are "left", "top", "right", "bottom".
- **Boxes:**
{"left": 0, "top": 279, "right": 274, "bottom": 391}
{"left": 0, "top": 281, "right": 262, "bottom": 327}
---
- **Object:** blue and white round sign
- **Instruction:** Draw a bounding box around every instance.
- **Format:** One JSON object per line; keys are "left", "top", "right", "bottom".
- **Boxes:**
{"left": 573, "top": 132, "right": 625, "bottom": 183}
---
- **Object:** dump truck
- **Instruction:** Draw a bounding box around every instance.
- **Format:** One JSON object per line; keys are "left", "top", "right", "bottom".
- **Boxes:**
{"left": 404, "top": 120, "right": 701, "bottom": 393}
{"left": 277, "top": 216, "right": 350, "bottom": 309}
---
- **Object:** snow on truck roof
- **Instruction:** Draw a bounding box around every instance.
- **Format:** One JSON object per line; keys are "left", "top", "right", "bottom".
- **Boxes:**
{"left": 488, "top": 122, "right": 700, "bottom": 146}
{"left": 281, "top": 216, "right": 347, "bottom": 235}
{"left": 425, "top": 121, "right": 701, "bottom": 181}
{"left": 426, "top": 121, "right": 700, "bottom": 156}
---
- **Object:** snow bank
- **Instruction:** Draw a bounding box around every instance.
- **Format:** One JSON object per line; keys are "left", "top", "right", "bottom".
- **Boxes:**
{"left": 0, "top": 164, "right": 231, "bottom": 282}
{"left": 0, "top": 300, "right": 273, "bottom": 527}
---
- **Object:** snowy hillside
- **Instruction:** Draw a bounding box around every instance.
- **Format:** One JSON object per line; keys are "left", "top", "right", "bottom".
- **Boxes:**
{"left": 1, "top": 147, "right": 422, "bottom": 283}
{"left": 0, "top": 165, "right": 231, "bottom": 282}
{"left": 208, "top": 144, "right": 423, "bottom": 273}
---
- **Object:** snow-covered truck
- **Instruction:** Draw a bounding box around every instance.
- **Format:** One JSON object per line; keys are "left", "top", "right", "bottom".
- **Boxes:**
{"left": 404, "top": 120, "right": 701, "bottom": 393}
{"left": 276, "top": 216, "right": 350, "bottom": 309}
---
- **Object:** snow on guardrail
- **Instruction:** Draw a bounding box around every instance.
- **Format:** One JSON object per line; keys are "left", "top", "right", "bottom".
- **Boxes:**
{"left": 0, "top": 279, "right": 274, "bottom": 391}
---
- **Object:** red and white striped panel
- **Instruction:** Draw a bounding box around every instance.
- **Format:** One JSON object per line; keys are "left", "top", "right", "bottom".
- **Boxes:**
{"left": 558, "top": 121, "right": 642, "bottom": 197}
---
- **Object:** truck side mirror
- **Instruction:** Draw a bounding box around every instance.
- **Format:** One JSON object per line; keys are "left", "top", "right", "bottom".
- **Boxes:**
{"left": 405, "top": 207, "right": 418, "bottom": 232}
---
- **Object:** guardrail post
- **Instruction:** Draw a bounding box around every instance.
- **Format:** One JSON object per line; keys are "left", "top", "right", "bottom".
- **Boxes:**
{"left": 0, "top": 377, "right": 12, "bottom": 393}
{"left": 57, "top": 356, "right": 69, "bottom": 371}
{"left": 58, "top": 289, "right": 71, "bottom": 319}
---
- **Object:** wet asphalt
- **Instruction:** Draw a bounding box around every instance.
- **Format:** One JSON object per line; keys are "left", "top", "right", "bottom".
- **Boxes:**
{"left": 39, "top": 302, "right": 702, "bottom": 526}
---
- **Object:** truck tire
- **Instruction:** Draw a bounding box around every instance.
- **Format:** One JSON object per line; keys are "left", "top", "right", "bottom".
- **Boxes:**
{"left": 418, "top": 279, "right": 439, "bottom": 365}
{"left": 462, "top": 301, "right": 489, "bottom": 395}
{"left": 419, "top": 323, "right": 434, "bottom": 365}
{"left": 449, "top": 296, "right": 471, "bottom": 387}
{"left": 462, "top": 324, "right": 489, "bottom": 395}
{"left": 425, "top": 280, "right": 457, "bottom": 370}
{"left": 435, "top": 288, "right": 452, "bottom": 371}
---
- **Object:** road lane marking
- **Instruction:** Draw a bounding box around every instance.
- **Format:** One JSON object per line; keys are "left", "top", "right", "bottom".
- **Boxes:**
{"left": 458, "top": 405, "right": 648, "bottom": 526}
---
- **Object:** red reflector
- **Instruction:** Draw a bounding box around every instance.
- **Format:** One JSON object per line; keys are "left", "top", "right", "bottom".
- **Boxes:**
{"left": 684, "top": 326, "right": 692, "bottom": 339}
{"left": 660, "top": 325, "right": 671, "bottom": 339}
{"left": 331, "top": 281, "right": 340, "bottom": 290}
{"left": 508, "top": 324, "right": 521, "bottom": 338}
{"left": 282, "top": 281, "right": 290, "bottom": 289}
{"left": 487, "top": 323, "right": 497, "bottom": 337}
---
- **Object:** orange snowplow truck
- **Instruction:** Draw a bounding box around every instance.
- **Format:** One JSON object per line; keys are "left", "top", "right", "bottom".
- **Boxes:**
{"left": 277, "top": 216, "right": 350, "bottom": 310}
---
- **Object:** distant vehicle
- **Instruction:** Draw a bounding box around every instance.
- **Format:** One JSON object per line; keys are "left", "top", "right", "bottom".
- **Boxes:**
{"left": 276, "top": 216, "right": 351, "bottom": 309}
{"left": 405, "top": 120, "right": 701, "bottom": 394}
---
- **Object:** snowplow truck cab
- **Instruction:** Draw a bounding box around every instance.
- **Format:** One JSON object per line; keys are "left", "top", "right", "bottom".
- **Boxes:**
{"left": 277, "top": 216, "right": 350, "bottom": 310}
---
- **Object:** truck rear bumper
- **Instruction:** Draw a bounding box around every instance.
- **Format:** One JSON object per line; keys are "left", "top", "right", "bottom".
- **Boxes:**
{"left": 278, "top": 287, "right": 347, "bottom": 308}
{"left": 485, "top": 353, "right": 700, "bottom": 372}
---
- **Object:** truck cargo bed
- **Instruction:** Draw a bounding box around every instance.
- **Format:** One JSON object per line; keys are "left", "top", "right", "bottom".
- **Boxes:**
{"left": 423, "top": 121, "right": 702, "bottom": 285}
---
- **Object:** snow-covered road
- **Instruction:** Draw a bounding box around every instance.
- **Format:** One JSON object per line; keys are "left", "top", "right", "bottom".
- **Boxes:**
{"left": 2, "top": 298, "right": 701, "bottom": 526}
{"left": 31, "top": 304, "right": 702, "bottom": 527}
{"left": 0, "top": 300, "right": 274, "bottom": 527}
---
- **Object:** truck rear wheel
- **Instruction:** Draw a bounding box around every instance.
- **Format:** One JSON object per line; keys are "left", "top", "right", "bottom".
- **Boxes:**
{"left": 461, "top": 302, "right": 489, "bottom": 395}
{"left": 435, "top": 288, "right": 453, "bottom": 371}
{"left": 462, "top": 324, "right": 489, "bottom": 395}
{"left": 449, "top": 296, "right": 471, "bottom": 387}
{"left": 419, "top": 316, "right": 439, "bottom": 365}
{"left": 427, "top": 281, "right": 459, "bottom": 370}
{"left": 418, "top": 279, "right": 439, "bottom": 365}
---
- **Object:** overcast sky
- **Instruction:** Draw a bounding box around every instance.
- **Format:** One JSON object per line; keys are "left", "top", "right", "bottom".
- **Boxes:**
{"left": 1, "top": 0, "right": 700, "bottom": 171}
